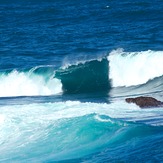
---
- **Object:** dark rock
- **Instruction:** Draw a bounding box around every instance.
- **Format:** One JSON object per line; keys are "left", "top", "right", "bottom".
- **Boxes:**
{"left": 125, "top": 96, "right": 163, "bottom": 108}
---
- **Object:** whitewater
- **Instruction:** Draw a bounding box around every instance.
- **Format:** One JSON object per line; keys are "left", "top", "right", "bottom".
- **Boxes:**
{"left": 109, "top": 49, "right": 163, "bottom": 87}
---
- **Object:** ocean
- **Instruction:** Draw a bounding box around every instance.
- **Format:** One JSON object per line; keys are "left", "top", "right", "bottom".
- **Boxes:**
{"left": 0, "top": 0, "right": 163, "bottom": 162}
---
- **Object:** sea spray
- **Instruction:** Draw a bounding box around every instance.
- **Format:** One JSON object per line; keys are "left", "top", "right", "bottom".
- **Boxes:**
{"left": 0, "top": 70, "right": 62, "bottom": 97}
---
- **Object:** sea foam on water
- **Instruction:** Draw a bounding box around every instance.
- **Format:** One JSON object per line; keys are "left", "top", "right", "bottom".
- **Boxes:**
{"left": 108, "top": 49, "right": 163, "bottom": 87}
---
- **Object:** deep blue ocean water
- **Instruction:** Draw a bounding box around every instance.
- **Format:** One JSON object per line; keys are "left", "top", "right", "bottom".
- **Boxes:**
{"left": 0, "top": 0, "right": 163, "bottom": 162}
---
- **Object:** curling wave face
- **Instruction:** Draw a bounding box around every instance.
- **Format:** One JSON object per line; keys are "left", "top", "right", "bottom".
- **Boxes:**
{"left": 55, "top": 58, "right": 110, "bottom": 94}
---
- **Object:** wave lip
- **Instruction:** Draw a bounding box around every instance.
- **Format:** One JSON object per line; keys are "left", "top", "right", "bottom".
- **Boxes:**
{"left": 55, "top": 58, "right": 111, "bottom": 94}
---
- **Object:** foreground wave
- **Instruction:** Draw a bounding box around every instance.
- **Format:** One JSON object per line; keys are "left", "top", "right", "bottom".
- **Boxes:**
{"left": 0, "top": 101, "right": 162, "bottom": 162}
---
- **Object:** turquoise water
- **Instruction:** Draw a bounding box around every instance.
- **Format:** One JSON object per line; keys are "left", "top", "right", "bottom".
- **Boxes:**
{"left": 0, "top": 0, "right": 163, "bottom": 162}
{"left": 0, "top": 101, "right": 163, "bottom": 162}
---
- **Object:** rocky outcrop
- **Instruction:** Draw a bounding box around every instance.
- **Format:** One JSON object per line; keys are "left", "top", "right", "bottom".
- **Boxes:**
{"left": 125, "top": 96, "right": 163, "bottom": 108}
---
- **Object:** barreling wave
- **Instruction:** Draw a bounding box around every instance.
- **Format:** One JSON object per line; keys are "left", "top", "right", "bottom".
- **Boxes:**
{"left": 54, "top": 49, "right": 163, "bottom": 95}
{"left": 55, "top": 58, "right": 110, "bottom": 94}
{"left": 0, "top": 49, "right": 163, "bottom": 97}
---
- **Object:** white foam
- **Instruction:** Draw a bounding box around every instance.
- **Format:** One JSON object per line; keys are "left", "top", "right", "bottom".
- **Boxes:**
{"left": 0, "top": 101, "right": 162, "bottom": 126}
{"left": 108, "top": 49, "right": 163, "bottom": 87}
{"left": 0, "top": 70, "right": 62, "bottom": 97}
{"left": 0, "top": 115, "right": 5, "bottom": 124}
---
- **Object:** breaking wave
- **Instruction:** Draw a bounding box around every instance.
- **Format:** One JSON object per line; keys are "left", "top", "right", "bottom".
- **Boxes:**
{"left": 55, "top": 58, "right": 110, "bottom": 94}
{"left": 108, "top": 49, "right": 163, "bottom": 87}
{"left": 0, "top": 49, "right": 163, "bottom": 97}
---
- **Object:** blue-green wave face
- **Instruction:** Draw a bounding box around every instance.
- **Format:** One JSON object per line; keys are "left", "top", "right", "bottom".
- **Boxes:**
{"left": 55, "top": 58, "right": 110, "bottom": 94}
{"left": 0, "top": 101, "right": 163, "bottom": 162}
